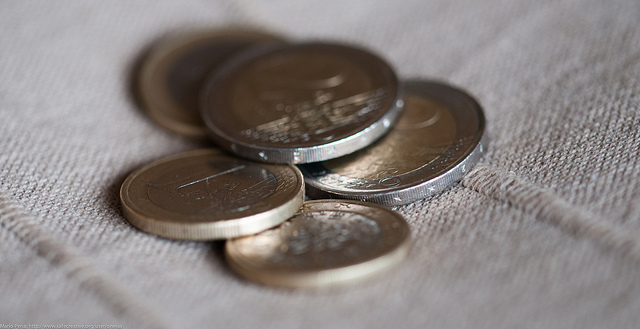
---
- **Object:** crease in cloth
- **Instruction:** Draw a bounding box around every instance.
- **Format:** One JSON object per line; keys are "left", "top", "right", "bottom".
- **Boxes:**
{"left": 0, "top": 190, "right": 173, "bottom": 329}
{"left": 461, "top": 166, "right": 640, "bottom": 263}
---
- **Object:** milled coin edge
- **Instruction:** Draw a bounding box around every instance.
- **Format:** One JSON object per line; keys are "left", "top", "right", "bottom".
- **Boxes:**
{"left": 301, "top": 80, "right": 487, "bottom": 205}
{"left": 304, "top": 135, "right": 488, "bottom": 206}
{"left": 119, "top": 149, "right": 305, "bottom": 240}
{"left": 200, "top": 42, "right": 404, "bottom": 164}
{"left": 224, "top": 200, "right": 412, "bottom": 289}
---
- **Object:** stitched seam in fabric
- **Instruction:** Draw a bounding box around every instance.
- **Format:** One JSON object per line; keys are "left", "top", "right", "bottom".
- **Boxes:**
{"left": 0, "top": 190, "right": 174, "bottom": 329}
{"left": 461, "top": 166, "right": 640, "bottom": 263}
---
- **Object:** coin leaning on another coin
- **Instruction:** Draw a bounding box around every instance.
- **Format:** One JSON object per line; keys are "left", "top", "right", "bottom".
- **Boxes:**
{"left": 200, "top": 42, "right": 404, "bottom": 164}
{"left": 225, "top": 200, "right": 411, "bottom": 289}
{"left": 120, "top": 149, "right": 305, "bottom": 240}
{"left": 137, "top": 29, "right": 284, "bottom": 139}
{"left": 299, "top": 80, "right": 487, "bottom": 206}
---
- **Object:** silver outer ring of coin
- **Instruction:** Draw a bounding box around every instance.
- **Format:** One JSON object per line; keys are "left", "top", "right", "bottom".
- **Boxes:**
{"left": 299, "top": 80, "right": 487, "bottom": 206}
{"left": 120, "top": 149, "right": 305, "bottom": 240}
{"left": 225, "top": 200, "right": 411, "bottom": 289}
{"left": 200, "top": 42, "right": 404, "bottom": 164}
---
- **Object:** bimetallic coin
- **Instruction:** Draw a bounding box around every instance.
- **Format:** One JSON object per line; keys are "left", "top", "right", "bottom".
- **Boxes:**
{"left": 299, "top": 81, "right": 486, "bottom": 206}
{"left": 120, "top": 149, "right": 304, "bottom": 240}
{"left": 201, "top": 43, "right": 404, "bottom": 164}
{"left": 138, "top": 30, "right": 283, "bottom": 139}
{"left": 225, "top": 200, "right": 411, "bottom": 289}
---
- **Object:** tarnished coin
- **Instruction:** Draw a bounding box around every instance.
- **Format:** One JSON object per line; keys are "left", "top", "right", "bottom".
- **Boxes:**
{"left": 138, "top": 29, "right": 283, "bottom": 139}
{"left": 200, "top": 43, "right": 404, "bottom": 164}
{"left": 120, "top": 149, "right": 304, "bottom": 240}
{"left": 225, "top": 200, "right": 411, "bottom": 289}
{"left": 299, "top": 80, "right": 486, "bottom": 206}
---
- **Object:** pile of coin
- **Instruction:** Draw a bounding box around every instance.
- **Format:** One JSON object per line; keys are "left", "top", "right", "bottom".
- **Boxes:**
{"left": 122, "top": 29, "right": 486, "bottom": 289}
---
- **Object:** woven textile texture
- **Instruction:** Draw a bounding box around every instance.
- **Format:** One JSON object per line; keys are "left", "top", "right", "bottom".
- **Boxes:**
{"left": 1, "top": 0, "right": 639, "bottom": 328}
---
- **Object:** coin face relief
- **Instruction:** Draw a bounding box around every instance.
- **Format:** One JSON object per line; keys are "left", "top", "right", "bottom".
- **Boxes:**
{"left": 299, "top": 80, "right": 487, "bottom": 206}
{"left": 200, "top": 43, "right": 404, "bottom": 164}
{"left": 119, "top": 149, "right": 304, "bottom": 240}
{"left": 138, "top": 30, "right": 283, "bottom": 139}
{"left": 225, "top": 200, "right": 411, "bottom": 289}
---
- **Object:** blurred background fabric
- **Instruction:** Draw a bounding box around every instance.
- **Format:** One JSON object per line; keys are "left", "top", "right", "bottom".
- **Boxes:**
{"left": 1, "top": 0, "right": 639, "bottom": 328}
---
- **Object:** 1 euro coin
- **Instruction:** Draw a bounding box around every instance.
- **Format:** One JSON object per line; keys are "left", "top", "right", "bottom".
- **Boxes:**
{"left": 120, "top": 149, "right": 304, "bottom": 240}
{"left": 225, "top": 200, "right": 411, "bottom": 289}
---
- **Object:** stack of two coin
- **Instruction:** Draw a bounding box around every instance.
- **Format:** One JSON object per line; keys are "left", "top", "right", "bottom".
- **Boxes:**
{"left": 125, "top": 29, "right": 486, "bottom": 288}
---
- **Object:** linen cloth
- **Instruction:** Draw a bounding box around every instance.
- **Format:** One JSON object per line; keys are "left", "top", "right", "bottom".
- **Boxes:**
{"left": 1, "top": 0, "right": 639, "bottom": 328}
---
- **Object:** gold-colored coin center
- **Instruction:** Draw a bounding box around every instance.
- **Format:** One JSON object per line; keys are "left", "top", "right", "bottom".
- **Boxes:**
{"left": 235, "top": 210, "right": 383, "bottom": 270}
{"left": 225, "top": 200, "right": 411, "bottom": 288}
{"left": 227, "top": 51, "right": 391, "bottom": 146}
{"left": 147, "top": 159, "right": 277, "bottom": 216}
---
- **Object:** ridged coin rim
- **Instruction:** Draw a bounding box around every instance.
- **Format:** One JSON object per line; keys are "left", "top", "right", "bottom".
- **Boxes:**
{"left": 225, "top": 200, "right": 411, "bottom": 289}
{"left": 300, "top": 80, "right": 487, "bottom": 206}
{"left": 120, "top": 149, "right": 305, "bottom": 240}
{"left": 200, "top": 42, "right": 404, "bottom": 164}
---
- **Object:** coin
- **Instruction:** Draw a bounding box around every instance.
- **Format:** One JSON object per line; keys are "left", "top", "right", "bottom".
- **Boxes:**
{"left": 299, "top": 80, "right": 487, "bottom": 206}
{"left": 119, "top": 149, "right": 304, "bottom": 240}
{"left": 138, "top": 29, "right": 283, "bottom": 139}
{"left": 225, "top": 200, "right": 411, "bottom": 289}
{"left": 200, "top": 42, "right": 404, "bottom": 164}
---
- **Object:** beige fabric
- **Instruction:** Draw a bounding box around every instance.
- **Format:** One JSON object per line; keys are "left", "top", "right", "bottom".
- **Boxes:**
{"left": 2, "top": 0, "right": 639, "bottom": 328}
